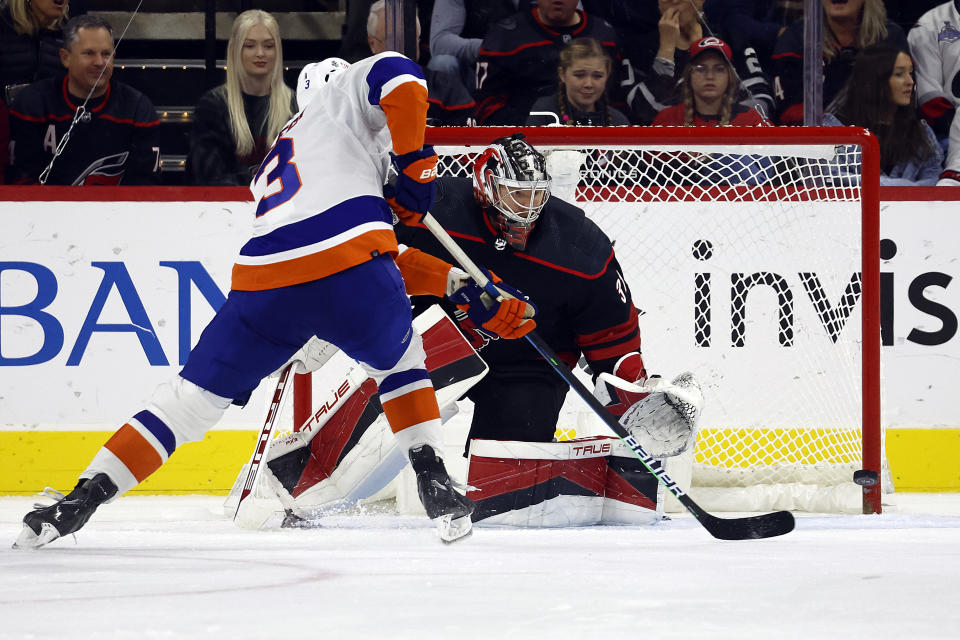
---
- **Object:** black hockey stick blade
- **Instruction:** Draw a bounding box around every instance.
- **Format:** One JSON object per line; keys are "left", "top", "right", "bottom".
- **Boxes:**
{"left": 681, "top": 495, "right": 795, "bottom": 540}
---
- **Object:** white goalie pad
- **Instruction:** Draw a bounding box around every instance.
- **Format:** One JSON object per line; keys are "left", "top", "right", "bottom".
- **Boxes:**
{"left": 228, "top": 305, "right": 488, "bottom": 526}
{"left": 596, "top": 372, "right": 704, "bottom": 458}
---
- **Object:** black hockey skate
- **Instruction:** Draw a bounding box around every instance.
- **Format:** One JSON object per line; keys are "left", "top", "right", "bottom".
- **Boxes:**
{"left": 408, "top": 445, "right": 474, "bottom": 543}
{"left": 14, "top": 474, "right": 118, "bottom": 549}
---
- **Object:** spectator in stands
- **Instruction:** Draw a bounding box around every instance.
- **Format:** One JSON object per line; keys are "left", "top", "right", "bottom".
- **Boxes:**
{"left": 475, "top": 0, "right": 627, "bottom": 125}
{"left": 702, "top": 0, "right": 803, "bottom": 64}
{"left": 428, "top": 0, "right": 522, "bottom": 97}
{"left": 581, "top": 0, "right": 660, "bottom": 74}
{"left": 0, "top": 97, "right": 9, "bottom": 183}
{"left": 908, "top": 1, "right": 960, "bottom": 185}
{"left": 651, "top": 37, "right": 773, "bottom": 186}
{"left": 366, "top": 0, "right": 474, "bottom": 126}
{"left": 625, "top": 0, "right": 707, "bottom": 124}
{"left": 526, "top": 37, "right": 630, "bottom": 125}
{"left": 0, "top": 0, "right": 70, "bottom": 104}
{"left": 772, "top": 0, "right": 908, "bottom": 125}
{"left": 652, "top": 36, "right": 770, "bottom": 126}
{"left": 8, "top": 15, "right": 159, "bottom": 185}
{"left": 825, "top": 43, "right": 942, "bottom": 185}
{"left": 186, "top": 10, "right": 294, "bottom": 186}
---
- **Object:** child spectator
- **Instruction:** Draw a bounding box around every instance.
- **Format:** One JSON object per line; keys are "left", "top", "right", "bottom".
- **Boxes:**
{"left": 475, "top": 0, "right": 627, "bottom": 125}
{"left": 8, "top": 15, "right": 159, "bottom": 185}
{"left": 908, "top": 1, "right": 960, "bottom": 185}
{"left": 651, "top": 37, "right": 772, "bottom": 186}
{"left": 0, "top": 0, "right": 70, "bottom": 104}
{"left": 652, "top": 36, "right": 770, "bottom": 126}
{"left": 187, "top": 10, "right": 294, "bottom": 186}
{"left": 527, "top": 37, "right": 630, "bottom": 125}
{"left": 825, "top": 43, "right": 942, "bottom": 185}
{"left": 772, "top": 0, "right": 908, "bottom": 125}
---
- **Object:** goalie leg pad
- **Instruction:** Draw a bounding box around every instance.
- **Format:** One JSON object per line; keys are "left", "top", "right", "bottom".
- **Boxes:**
{"left": 255, "top": 306, "right": 488, "bottom": 519}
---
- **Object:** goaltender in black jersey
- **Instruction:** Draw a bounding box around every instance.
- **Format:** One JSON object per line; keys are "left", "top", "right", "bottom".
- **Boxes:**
{"left": 396, "top": 133, "right": 659, "bottom": 451}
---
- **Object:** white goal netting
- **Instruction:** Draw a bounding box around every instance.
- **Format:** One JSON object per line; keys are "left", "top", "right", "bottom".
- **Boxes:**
{"left": 430, "top": 126, "right": 885, "bottom": 514}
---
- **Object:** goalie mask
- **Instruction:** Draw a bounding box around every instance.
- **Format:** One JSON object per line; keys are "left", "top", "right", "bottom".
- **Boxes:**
{"left": 297, "top": 57, "right": 351, "bottom": 109}
{"left": 472, "top": 133, "right": 551, "bottom": 251}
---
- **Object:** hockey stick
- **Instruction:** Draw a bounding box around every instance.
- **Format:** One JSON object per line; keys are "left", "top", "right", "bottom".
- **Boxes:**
{"left": 234, "top": 362, "right": 295, "bottom": 521}
{"left": 421, "top": 213, "right": 794, "bottom": 540}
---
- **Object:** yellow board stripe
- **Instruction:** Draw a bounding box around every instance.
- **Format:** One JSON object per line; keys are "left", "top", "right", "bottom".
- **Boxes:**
{"left": 1, "top": 430, "right": 256, "bottom": 495}
{"left": 0, "top": 428, "right": 958, "bottom": 494}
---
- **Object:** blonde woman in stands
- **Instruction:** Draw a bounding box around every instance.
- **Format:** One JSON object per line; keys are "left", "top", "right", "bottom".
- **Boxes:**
{"left": 187, "top": 9, "right": 295, "bottom": 185}
{"left": 0, "top": 0, "right": 71, "bottom": 103}
{"left": 526, "top": 37, "right": 630, "bottom": 126}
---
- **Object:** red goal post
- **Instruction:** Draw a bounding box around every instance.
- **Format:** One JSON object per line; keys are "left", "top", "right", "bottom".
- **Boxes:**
{"left": 420, "top": 126, "right": 883, "bottom": 514}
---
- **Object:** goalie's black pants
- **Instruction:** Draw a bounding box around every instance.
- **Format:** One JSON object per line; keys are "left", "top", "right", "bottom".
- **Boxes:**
{"left": 465, "top": 374, "right": 568, "bottom": 456}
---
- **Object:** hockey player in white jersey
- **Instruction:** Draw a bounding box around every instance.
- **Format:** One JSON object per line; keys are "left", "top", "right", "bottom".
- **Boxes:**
{"left": 15, "top": 52, "right": 535, "bottom": 548}
{"left": 909, "top": 1, "right": 960, "bottom": 185}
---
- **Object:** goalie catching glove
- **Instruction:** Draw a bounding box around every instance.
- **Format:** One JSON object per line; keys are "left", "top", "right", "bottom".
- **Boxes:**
{"left": 595, "top": 353, "right": 704, "bottom": 458}
{"left": 446, "top": 267, "right": 536, "bottom": 340}
{"left": 384, "top": 145, "right": 438, "bottom": 225}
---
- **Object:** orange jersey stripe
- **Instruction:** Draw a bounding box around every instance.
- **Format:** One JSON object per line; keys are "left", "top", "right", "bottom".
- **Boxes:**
{"left": 104, "top": 424, "right": 164, "bottom": 483}
{"left": 231, "top": 229, "right": 399, "bottom": 291}
{"left": 380, "top": 386, "right": 442, "bottom": 433}
{"left": 380, "top": 82, "right": 429, "bottom": 155}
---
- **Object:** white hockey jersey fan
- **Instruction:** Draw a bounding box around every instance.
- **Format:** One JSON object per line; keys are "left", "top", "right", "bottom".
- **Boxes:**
{"left": 232, "top": 51, "right": 429, "bottom": 291}
{"left": 908, "top": 2, "right": 960, "bottom": 180}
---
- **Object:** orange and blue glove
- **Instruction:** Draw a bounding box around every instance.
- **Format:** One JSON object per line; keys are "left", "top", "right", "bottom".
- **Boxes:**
{"left": 385, "top": 146, "right": 438, "bottom": 225}
{"left": 447, "top": 268, "right": 537, "bottom": 340}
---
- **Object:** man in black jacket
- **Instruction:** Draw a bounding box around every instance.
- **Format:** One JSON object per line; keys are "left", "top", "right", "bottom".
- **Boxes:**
{"left": 8, "top": 14, "right": 159, "bottom": 185}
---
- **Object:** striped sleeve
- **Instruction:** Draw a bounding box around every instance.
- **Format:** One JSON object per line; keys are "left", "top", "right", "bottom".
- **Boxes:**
{"left": 365, "top": 54, "right": 429, "bottom": 155}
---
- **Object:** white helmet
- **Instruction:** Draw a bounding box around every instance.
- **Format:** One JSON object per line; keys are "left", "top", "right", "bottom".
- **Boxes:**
{"left": 472, "top": 133, "right": 551, "bottom": 251}
{"left": 297, "top": 57, "right": 351, "bottom": 109}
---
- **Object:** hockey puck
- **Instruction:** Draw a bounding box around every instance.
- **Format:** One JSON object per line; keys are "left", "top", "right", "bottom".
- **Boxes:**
{"left": 853, "top": 469, "right": 880, "bottom": 486}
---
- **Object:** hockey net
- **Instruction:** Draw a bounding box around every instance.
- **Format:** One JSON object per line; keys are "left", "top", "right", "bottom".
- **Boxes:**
{"left": 425, "top": 126, "right": 884, "bottom": 514}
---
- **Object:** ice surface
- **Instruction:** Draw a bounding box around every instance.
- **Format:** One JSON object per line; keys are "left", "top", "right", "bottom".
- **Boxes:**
{"left": 1, "top": 493, "right": 959, "bottom": 640}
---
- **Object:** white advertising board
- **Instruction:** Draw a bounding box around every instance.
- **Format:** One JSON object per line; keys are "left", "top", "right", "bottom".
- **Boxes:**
{"left": 0, "top": 198, "right": 958, "bottom": 430}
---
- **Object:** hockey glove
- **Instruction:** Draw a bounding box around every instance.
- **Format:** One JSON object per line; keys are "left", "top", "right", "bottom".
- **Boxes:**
{"left": 385, "top": 146, "right": 438, "bottom": 225}
{"left": 447, "top": 268, "right": 537, "bottom": 340}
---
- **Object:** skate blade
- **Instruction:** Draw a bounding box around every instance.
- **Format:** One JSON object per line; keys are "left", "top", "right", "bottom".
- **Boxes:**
{"left": 12, "top": 523, "right": 60, "bottom": 550}
{"left": 436, "top": 514, "right": 473, "bottom": 544}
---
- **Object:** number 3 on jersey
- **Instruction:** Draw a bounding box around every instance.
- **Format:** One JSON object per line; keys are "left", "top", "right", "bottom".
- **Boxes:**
{"left": 255, "top": 137, "right": 302, "bottom": 217}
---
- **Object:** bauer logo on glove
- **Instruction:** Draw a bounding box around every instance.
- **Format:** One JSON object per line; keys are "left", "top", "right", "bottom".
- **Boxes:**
{"left": 385, "top": 145, "right": 438, "bottom": 225}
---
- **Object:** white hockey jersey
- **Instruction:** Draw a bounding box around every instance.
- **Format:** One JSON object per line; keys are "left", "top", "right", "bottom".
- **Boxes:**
{"left": 908, "top": 1, "right": 960, "bottom": 177}
{"left": 231, "top": 52, "right": 429, "bottom": 291}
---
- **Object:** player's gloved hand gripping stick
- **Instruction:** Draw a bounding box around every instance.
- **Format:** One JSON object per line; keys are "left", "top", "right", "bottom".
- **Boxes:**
{"left": 420, "top": 212, "right": 795, "bottom": 541}
{"left": 447, "top": 268, "right": 537, "bottom": 340}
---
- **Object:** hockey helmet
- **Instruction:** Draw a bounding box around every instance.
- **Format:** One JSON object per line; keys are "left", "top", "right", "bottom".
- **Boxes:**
{"left": 472, "top": 133, "right": 551, "bottom": 251}
{"left": 297, "top": 57, "right": 351, "bottom": 109}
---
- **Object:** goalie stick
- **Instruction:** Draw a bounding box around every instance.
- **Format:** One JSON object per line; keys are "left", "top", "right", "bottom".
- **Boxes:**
{"left": 420, "top": 213, "right": 795, "bottom": 541}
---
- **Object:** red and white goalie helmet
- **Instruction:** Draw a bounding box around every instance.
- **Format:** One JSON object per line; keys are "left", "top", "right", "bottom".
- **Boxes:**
{"left": 297, "top": 57, "right": 351, "bottom": 109}
{"left": 472, "top": 133, "right": 551, "bottom": 251}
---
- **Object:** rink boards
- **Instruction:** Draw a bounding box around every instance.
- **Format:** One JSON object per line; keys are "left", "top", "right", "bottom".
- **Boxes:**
{"left": 0, "top": 187, "right": 958, "bottom": 492}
